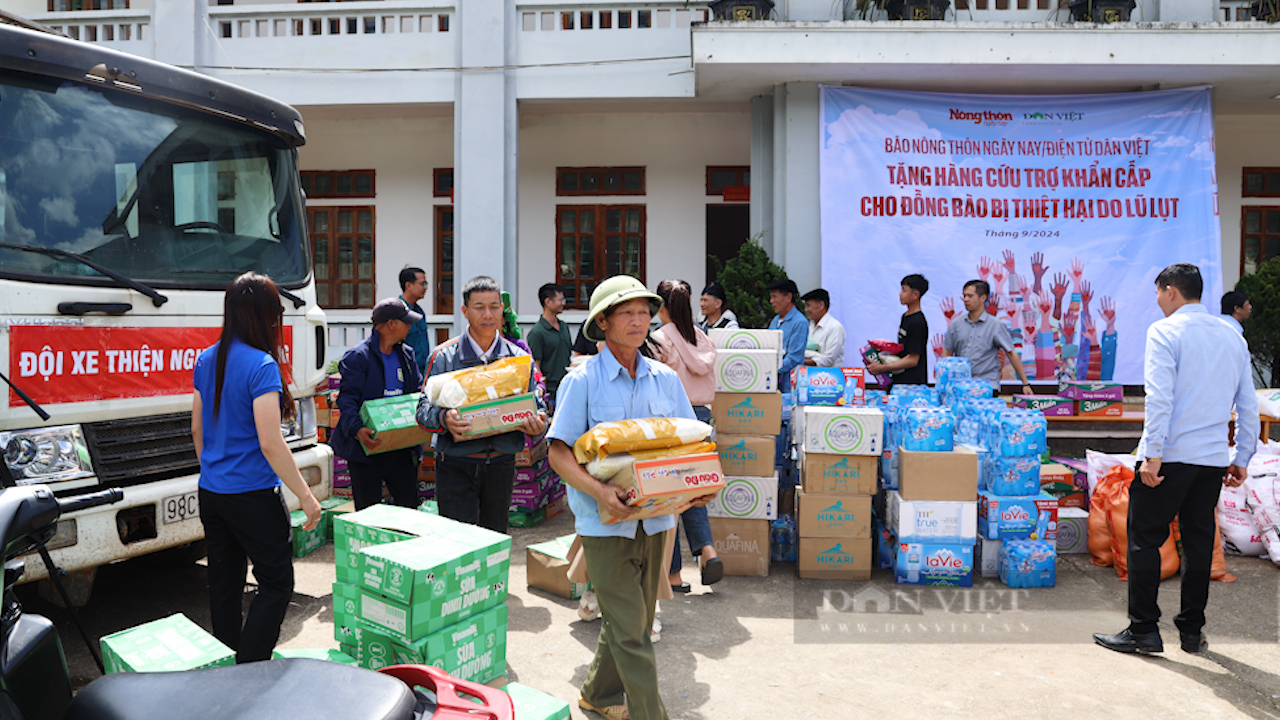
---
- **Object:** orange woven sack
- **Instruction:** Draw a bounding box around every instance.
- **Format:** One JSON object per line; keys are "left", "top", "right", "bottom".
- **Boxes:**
{"left": 1107, "top": 477, "right": 1179, "bottom": 581}
{"left": 1088, "top": 465, "right": 1133, "bottom": 567}
{"left": 1171, "top": 519, "right": 1236, "bottom": 583}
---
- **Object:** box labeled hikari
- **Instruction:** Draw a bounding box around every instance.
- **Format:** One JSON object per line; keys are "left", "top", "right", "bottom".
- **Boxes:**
{"left": 1058, "top": 380, "right": 1123, "bottom": 402}
{"left": 1077, "top": 399, "right": 1123, "bottom": 417}
{"left": 796, "top": 490, "right": 871, "bottom": 538}
{"left": 887, "top": 490, "right": 978, "bottom": 544}
{"left": 705, "top": 474, "right": 778, "bottom": 520}
{"left": 716, "top": 434, "right": 776, "bottom": 477}
{"left": 457, "top": 393, "right": 540, "bottom": 440}
{"left": 897, "top": 447, "right": 979, "bottom": 502}
{"left": 713, "top": 349, "right": 780, "bottom": 394}
{"left": 526, "top": 534, "right": 589, "bottom": 599}
{"left": 799, "top": 406, "right": 884, "bottom": 456}
{"left": 797, "top": 537, "right": 872, "bottom": 580}
{"left": 100, "top": 613, "right": 234, "bottom": 674}
{"left": 800, "top": 452, "right": 878, "bottom": 495}
{"left": 978, "top": 491, "right": 1058, "bottom": 541}
{"left": 712, "top": 393, "right": 783, "bottom": 436}
{"left": 709, "top": 517, "right": 770, "bottom": 577}
{"left": 505, "top": 683, "right": 572, "bottom": 720}
{"left": 1012, "top": 394, "right": 1075, "bottom": 417}
{"left": 359, "top": 393, "right": 432, "bottom": 455}
{"left": 1055, "top": 507, "right": 1090, "bottom": 553}
{"left": 791, "top": 367, "right": 866, "bottom": 407}
{"left": 357, "top": 603, "right": 507, "bottom": 684}
{"left": 598, "top": 452, "right": 726, "bottom": 525}
{"left": 893, "top": 542, "right": 975, "bottom": 587}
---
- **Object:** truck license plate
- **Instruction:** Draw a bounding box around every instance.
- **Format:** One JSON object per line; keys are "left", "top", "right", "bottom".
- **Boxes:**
{"left": 162, "top": 492, "right": 200, "bottom": 524}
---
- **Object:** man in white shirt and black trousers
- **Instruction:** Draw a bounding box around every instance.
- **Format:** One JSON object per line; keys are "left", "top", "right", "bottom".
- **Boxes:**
{"left": 1094, "top": 264, "right": 1258, "bottom": 656}
{"left": 801, "top": 288, "right": 845, "bottom": 367}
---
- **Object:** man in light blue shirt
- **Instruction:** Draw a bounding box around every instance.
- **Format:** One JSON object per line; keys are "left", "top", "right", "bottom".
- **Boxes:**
{"left": 766, "top": 278, "right": 808, "bottom": 394}
{"left": 548, "top": 275, "right": 704, "bottom": 720}
{"left": 1095, "top": 264, "right": 1258, "bottom": 658}
{"left": 1220, "top": 290, "right": 1250, "bottom": 335}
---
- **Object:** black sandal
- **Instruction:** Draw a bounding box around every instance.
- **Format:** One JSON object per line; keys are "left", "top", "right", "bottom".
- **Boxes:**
{"left": 700, "top": 557, "right": 724, "bottom": 586}
{"left": 670, "top": 582, "right": 692, "bottom": 593}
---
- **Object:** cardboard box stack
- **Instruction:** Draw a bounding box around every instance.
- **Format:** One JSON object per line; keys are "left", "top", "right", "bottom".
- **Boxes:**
{"left": 331, "top": 505, "right": 510, "bottom": 683}
{"left": 976, "top": 408, "right": 1058, "bottom": 587}
{"left": 1059, "top": 380, "right": 1124, "bottom": 417}
{"left": 792, "top": 369, "right": 880, "bottom": 580}
{"left": 709, "top": 329, "right": 784, "bottom": 573}
{"left": 510, "top": 447, "right": 565, "bottom": 528}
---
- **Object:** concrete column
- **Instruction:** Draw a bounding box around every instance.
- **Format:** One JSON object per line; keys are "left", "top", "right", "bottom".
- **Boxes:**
{"left": 750, "top": 93, "right": 775, "bottom": 249}
{"left": 152, "top": 1, "right": 206, "bottom": 69}
{"left": 771, "top": 82, "right": 821, "bottom": 292}
{"left": 454, "top": 0, "right": 518, "bottom": 330}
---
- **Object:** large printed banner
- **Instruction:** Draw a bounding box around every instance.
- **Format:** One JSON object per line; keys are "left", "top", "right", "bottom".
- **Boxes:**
{"left": 9, "top": 326, "right": 293, "bottom": 406}
{"left": 819, "top": 86, "right": 1221, "bottom": 385}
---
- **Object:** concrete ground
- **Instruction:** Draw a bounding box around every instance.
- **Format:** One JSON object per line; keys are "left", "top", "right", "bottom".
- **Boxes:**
{"left": 20, "top": 510, "right": 1280, "bottom": 720}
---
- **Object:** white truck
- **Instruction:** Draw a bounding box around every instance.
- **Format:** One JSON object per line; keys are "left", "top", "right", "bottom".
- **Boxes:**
{"left": 0, "top": 16, "right": 332, "bottom": 601}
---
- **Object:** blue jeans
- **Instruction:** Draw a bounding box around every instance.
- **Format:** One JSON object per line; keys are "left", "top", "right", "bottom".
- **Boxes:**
{"left": 672, "top": 406, "right": 715, "bottom": 574}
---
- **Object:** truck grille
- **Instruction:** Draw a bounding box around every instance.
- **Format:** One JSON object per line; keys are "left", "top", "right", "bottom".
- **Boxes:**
{"left": 82, "top": 413, "right": 199, "bottom": 487}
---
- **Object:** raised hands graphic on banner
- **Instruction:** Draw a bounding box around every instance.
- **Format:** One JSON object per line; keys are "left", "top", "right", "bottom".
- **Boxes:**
{"left": 1099, "top": 295, "right": 1118, "bottom": 382}
{"left": 1083, "top": 314, "right": 1098, "bottom": 344}
{"left": 1002, "top": 250, "right": 1017, "bottom": 279}
{"left": 1051, "top": 273, "right": 1068, "bottom": 320}
{"left": 978, "top": 256, "right": 993, "bottom": 283}
{"left": 991, "top": 264, "right": 1007, "bottom": 297}
{"left": 1022, "top": 294, "right": 1039, "bottom": 338}
{"left": 1037, "top": 293, "right": 1054, "bottom": 332}
{"left": 1030, "top": 251, "right": 1048, "bottom": 295}
{"left": 931, "top": 333, "right": 944, "bottom": 361}
{"left": 940, "top": 296, "right": 956, "bottom": 323}
{"left": 1100, "top": 295, "right": 1117, "bottom": 333}
{"left": 1069, "top": 257, "right": 1085, "bottom": 296}
{"left": 986, "top": 293, "right": 1001, "bottom": 317}
{"left": 1063, "top": 306, "right": 1079, "bottom": 345}
{"left": 1004, "top": 297, "right": 1019, "bottom": 326}
{"left": 1080, "top": 279, "right": 1094, "bottom": 316}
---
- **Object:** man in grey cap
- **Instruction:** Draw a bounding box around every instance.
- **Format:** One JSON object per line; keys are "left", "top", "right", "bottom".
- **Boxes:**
{"left": 330, "top": 298, "right": 426, "bottom": 510}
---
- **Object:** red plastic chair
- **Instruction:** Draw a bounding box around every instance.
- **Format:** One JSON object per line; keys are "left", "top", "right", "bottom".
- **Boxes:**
{"left": 376, "top": 665, "right": 514, "bottom": 720}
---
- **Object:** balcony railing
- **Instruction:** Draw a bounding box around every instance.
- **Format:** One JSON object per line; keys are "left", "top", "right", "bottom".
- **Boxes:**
{"left": 38, "top": 8, "right": 148, "bottom": 55}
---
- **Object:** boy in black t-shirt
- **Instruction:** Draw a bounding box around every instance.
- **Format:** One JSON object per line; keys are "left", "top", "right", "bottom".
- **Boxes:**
{"left": 866, "top": 274, "right": 929, "bottom": 385}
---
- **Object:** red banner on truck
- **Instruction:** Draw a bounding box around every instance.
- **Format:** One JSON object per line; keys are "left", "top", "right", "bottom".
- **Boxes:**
{"left": 8, "top": 326, "right": 293, "bottom": 406}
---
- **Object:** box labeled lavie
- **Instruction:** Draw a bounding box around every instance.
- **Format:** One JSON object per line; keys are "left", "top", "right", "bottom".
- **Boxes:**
{"left": 797, "top": 537, "right": 872, "bottom": 580}
{"left": 359, "top": 393, "right": 432, "bottom": 455}
{"left": 893, "top": 542, "right": 975, "bottom": 587}
{"left": 799, "top": 406, "right": 883, "bottom": 456}
{"left": 455, "top": 393, "right": 540, "bottom": 440}
{"left": 716, "top": 434, "right": 776, "bottom": 477}
{"left": 100, "top": 614, "right": 234, "bottom": 674}
{"left": 358, "top": 603, "right": 507, "bottom": 684}
{"left": 796, "top": 490, "right": 871, "bottom": 538}
{"left": 978, "top": 491, "right": 1058, "bottom": 541}
{"left": 712, "top": 393, "right": 783, "bottom": 436}
{"left": 713, "top": 349, "right": 779, "bottom": 393}
{"left": 799, "top": 451, "right": 878, "bottom": 495}
{"left": 598, "top": 452, "right": 725, "bottom": 525}
{"left": 791, "top": 366, "right": 866, "bottom": 407}
{"left": 705, "top": 474, "right": 777, "bottom": 520}
{"left": 709, "top": 517, "right": 770, "bottom": 577}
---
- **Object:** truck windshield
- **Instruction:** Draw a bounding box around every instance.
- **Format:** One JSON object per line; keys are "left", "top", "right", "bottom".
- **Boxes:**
{"left": 0, "top": 72, "right": 308, "bottom": 289}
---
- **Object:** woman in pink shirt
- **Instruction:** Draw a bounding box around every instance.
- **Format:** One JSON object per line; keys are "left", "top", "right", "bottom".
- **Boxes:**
{"left": 653, "top": 279, "right": 723, "bottom": 590}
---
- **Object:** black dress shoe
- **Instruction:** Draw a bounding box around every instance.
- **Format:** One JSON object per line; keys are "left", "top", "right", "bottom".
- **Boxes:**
{"left": 1180, "top": 632, "right": 1208, "bottom": 653}
{"left": 1093, "top": 628, "right": 1163, "bottom": 654}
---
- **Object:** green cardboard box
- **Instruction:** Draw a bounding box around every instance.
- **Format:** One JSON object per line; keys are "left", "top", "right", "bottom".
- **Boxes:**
{"left": 334, "top": 505, "right": 441, "bottom": 585}
{"left": 100, "top": 613, "right": 234, "bottom": 674}
{"left": 359, "top": 393, "right": 432, "bottom": 455}
{"left": 526, "top": 535, "right": 588, "bottom": 600}
{"left": 290, "top": 510, "right": 327, "bottom": 558}
{"left": 505, "top": 683, "right": 571, "bottom": 720}
{"left": 339, "top": 643, "right": 359, "bottom": 662}
{"left": 332, "top": 581, "right": 364, "bottom": 646}
{"left": 272, "top": 648, "right": 358, "bottom": 665}
{"left": 508, "top": 506, "right": 546, "bottom": 529}
{"left": 418, "top": 500, "right": 439, "bottom": 514}
{"left": 321, "top": 497, "right": 353, "bottom": 541}
{"left": 357, "top": 603, "right": 507, "bottom": 684}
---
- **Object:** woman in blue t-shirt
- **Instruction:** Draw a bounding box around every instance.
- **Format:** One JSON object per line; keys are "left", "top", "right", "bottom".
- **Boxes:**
{"left": 192, "top": 272, "right": 322, "bottom": 663}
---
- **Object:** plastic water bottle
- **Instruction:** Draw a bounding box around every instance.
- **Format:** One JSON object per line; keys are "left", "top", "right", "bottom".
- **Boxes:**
{"left": 906, "top": 547, "right": 921, "bottom": 582}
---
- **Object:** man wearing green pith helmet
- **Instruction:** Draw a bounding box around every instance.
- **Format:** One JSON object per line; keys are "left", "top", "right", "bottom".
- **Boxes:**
{"left": 548, "top": 276, "right": 714, "bottom": 720}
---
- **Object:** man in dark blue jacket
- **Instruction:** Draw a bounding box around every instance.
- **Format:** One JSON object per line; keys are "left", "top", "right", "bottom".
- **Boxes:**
{"left": 331, "top": 298, "right": 425, "bottom": 510}
{"left": 417, "top": 276, "right": 547, "bottom": 533}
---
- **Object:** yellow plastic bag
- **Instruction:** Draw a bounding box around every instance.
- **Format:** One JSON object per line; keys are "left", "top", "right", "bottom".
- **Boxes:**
{"left": 424, "top": 355, "right": 531, "bottom": 409}
{"left": 585, "top": 441, "right": 718, "bottom": 480}
{"left": 572, "top": 418, "right": 713, "bottom": 465}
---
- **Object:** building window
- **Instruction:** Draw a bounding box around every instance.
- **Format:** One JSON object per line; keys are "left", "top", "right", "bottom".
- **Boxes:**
{"left": 556, "top": 205, "right": 645, "bottom": 309}
{"left": 48, "top": 0, "right": 128, "bottom": 9}
{"left": 1242, "top": 207, "right": 1280, "bottom": 276}
{"left": 310, "top": 207, "right": 375, "bottom": 309}
{"left": 301, "top": 170, "right": 375, "bottom": 199}
{"left": 557, "top": 167, "right": 645, "bottom": 197}
{"left": 1243, "top": 168, "right": 1280, "bottom": 198}
{"left": 706, "top": 166, "right": 750, "bottom": 196}
{"left": 433, "top": 168, "right": 454, "bottom": 198}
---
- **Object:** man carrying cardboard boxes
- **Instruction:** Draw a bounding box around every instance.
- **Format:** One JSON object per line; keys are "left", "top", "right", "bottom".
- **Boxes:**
{"left": 331, "top": 298, "right": 427, "bottom": 511}
{"left": 418, "top": 276, "right": 548, "bottom": 534}
{"left": 549, "top": 276, "right": 712, "bottom": 720}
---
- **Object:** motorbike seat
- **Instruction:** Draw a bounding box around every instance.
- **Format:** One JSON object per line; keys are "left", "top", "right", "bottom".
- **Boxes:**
{"left": 63, "top": 658, "right": 418, "bottom": 720}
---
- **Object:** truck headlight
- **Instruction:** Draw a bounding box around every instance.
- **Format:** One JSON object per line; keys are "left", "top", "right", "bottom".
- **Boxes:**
{"left": 0, "top": 426, "right": 94, "bottom": 486}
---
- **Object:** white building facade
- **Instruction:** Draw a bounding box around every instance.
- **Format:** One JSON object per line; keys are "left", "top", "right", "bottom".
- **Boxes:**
{"left": 19, "top": 0, "right": 1280, "bottom": 361}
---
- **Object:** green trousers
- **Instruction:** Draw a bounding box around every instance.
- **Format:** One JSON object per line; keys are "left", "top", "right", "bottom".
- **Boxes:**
{"left": 580, "top": 530, "right": 669, "bottom": 720}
